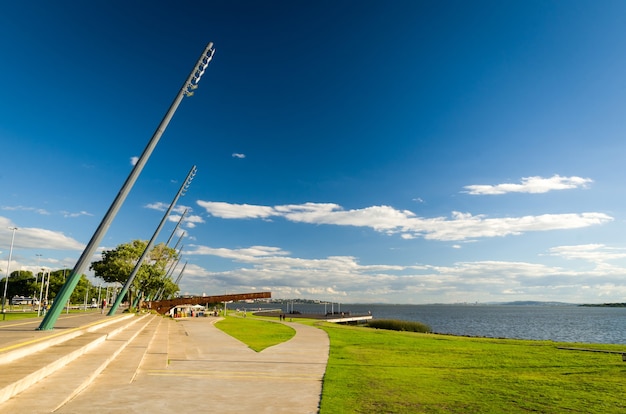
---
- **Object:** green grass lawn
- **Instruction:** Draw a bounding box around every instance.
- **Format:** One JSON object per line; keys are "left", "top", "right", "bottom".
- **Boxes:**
{"left": 0, "top": 311, "right": 40, "bottom": 321}
{"left": 216, "top": 315, "right": 626, "bottom": 413}
{"left": 317, "top": 323, "right": 626, "bottom": 413}
{"left": 214, "top": 315, "right": 295, "bottom": 352}
{"left": 0, "top": 308, "right": 101, "bottom": 321}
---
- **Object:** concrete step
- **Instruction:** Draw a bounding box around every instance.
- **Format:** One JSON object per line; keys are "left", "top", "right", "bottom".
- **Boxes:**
{"left": 0, "top": 314, "right": 161, "bottom": 413}
{"left": 131, "top": 313, "right": 170, "bottom": 372}
{"left": 78, "top": 315, "right": 166, "bottom": 385}
{"left": 0, "top": 313, "right": 153, "bottom": 407}
{"left": 0, "top": 313, "right": 136, "bottom": 364}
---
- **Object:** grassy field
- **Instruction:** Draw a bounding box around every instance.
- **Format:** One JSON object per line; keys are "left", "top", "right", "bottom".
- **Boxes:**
{"left": 0, "top": 308, "right": 101, "bottom": 321}
{"left": 214, "top": 315, "right": 295, "bottom": 351}
{"left": 317, "top": 323, "right": 626, "bottom": 413}
{"left": 217, "top": 315, "right": 626, "bottom": 413}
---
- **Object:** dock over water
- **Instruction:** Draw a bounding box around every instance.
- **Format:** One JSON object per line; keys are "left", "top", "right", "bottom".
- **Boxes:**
{"left": 254, "top": 310, "right": 373, "bottom": 324}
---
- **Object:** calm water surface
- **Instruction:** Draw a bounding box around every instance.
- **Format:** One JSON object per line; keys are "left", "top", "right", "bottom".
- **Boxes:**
{"left": 239, "top": 303, "right": 626, "bottom": 345}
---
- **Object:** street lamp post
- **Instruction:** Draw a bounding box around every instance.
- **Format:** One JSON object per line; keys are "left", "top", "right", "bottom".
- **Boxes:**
{"left": 35, "top": 254, "right": 42, "bottom": 284}
{"left": 2, "top": 227, "right": 18, "bottom": 320}
{"left": 38, "top": 42, "right": 215, "bottom": 330}
{"left": 44, "top": 269, "right": 50, "bottom": 309}
{"left": 38, "top": 268, "right": 47, "bottom": 317}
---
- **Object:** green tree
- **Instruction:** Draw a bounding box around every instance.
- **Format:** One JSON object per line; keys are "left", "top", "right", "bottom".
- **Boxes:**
{"left": 2, "top": 269, "right": 96, "bottom": 308}
{"left": 1, "top": 270, "right": 35, "bottom": 304}
{"left": 89, "top": 240, "right": 178, "bottom": 308}
{"left": 46, "top": 269, "right": 93, "bottom": 304}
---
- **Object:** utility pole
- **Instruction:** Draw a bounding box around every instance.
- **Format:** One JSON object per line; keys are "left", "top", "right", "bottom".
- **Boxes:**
{"left": 38, "top": 43, "right": 215, "bottom": 330}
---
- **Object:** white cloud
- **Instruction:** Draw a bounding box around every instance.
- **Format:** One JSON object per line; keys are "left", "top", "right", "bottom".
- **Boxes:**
{"left": 196, "top": 200, "right": 612, "bottom": 241}
{"left": 2, "top": 205, "right": 50, "bottom": 215}
{"left": 145, "top": 202, "right": 169, "bottom": 211}
{"left": 62, "top": 210, "right": 93, "bottom": 218}
{"left": 463, "top": 175, "right": 593, "bottom": 195}
{"left": 419, "top": 211, "right": 612, "bottom": 241}
{"left": 232, "top": 153, "right": 246, "bottom": 159}
{"left": 186, "top": 245, "right": 290, "bottom": 261}
{"left": 179, "top": 214, "right": 204, "bottom": 229}
{"left": 180, "top": 243, "right": 626, "bottom": 304}
{"left": 0, "top": 216, "right": 85, "bottom": 251}
{"left": 549, "top": 244, "right": 626, "bottom": 263}
{"left": 197, "top": 201, "right": 276, "bottom": 219}
{"left": 130, "top": 156, "right": 139, "bottom": 166}
{"left": 146, "top": 203, "right": 204, "bottom": 229}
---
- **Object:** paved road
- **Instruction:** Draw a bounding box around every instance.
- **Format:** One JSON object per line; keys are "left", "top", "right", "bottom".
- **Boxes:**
{"left": 57, "top": 317, "right": 330, "bottom": 413}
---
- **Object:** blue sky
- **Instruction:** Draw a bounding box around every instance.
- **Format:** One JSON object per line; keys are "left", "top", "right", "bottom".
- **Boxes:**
{"left": 2, "top": 1, "right": 626, "bottom": 304}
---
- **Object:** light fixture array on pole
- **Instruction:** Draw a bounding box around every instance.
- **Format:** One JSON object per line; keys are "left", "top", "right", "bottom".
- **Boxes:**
{"left": 38, "top": 42, "right": 215, "bottom": 330}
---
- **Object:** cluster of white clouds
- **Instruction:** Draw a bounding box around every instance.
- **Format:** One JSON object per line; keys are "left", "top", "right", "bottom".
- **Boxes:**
{"left": 2, "top": 174, "right": 622, "bottom": 303}
{"left": 463, "top": 174, "right": 593, "bottom": 195}
{"left": 2, "top": 205, "right": 93, "bottom": 219}
{"left": 180, "top": 243, "right": 626, "bottom": 303}
{"left": 195, "top": 201, "right": 611, "bottom": 242}
{"left": 0, "top": 216, "right": 84, "bottom": 252}
{"left": 180, "top": 174, "right": 620, "bottom": 302}
{"left": 2, "top": 205, "right": 51, "bottom": 215}
{"left": 144, "top": 203, "right": 205, "bottom": 229}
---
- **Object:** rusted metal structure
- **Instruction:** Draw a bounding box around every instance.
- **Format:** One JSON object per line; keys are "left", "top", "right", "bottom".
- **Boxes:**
{"left": 147, "top": 292, "right": 271, "bottom": 314}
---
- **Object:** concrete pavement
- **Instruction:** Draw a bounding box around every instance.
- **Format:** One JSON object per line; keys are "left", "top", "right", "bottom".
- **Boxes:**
{"left": 0, "top": 314, "right": 330, "bottom": 413}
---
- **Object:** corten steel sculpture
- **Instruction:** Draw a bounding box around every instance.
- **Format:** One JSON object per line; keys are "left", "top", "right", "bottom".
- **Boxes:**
{"left": 149, "top": 292, "right": 271, "bottom": 315}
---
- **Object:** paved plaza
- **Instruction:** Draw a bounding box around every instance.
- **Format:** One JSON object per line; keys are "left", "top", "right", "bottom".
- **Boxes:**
{"left": 0, "top": 313, "right": 330, "bottom": 413}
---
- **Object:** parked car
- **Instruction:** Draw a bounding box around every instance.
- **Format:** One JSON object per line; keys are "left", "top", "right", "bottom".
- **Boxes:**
{"left": 11, "top": 296, "right": 40, "bottom": 305}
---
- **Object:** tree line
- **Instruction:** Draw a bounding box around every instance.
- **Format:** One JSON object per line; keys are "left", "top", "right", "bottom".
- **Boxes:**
{"left": 1, "top": 240, "right": 180, "bottom": 308}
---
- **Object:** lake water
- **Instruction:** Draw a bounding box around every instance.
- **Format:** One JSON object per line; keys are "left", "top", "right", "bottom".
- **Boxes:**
{"left": 236, "top": 302, "right": 626, "bottom": 345}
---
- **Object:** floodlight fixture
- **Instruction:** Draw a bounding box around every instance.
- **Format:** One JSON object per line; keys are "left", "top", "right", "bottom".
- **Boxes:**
{"left": 184, "top": 43, "right": 215, "bottom": 97}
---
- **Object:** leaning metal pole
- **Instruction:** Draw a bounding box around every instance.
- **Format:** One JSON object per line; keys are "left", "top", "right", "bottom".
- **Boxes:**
{"left": 38, "top": 43, "right": 215, "bottom": 330}
{"left": 165, "top": 208, "right": 187, "bottom": 247}
{"left": 154, "top": 244, "right": 183, "bottom": 301}
{"left": 170, "top": 261, "right": 188, "bottom": 299}
{"left": 107, "top": 166, "right": 196, "bottom": 315}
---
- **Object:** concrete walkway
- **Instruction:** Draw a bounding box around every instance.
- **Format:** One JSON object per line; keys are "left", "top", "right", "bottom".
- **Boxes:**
{"left": 54, "top": 317, "right": 330, "bottom": 413}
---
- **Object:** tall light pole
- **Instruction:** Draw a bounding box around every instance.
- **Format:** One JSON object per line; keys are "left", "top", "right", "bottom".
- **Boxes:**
{"left": 35, "top": 253, "right": 42, "bottom": 283}
{"left": 39, "top": 42, "right": 215, "bottom": 330}
{"left": 108, "top": 165, "right": 196, "bottom": 315}
{"left": 44, "top": 269, "right": 51, "bottom": 308}
{"left": 2, "top": 227, "right": 18, "bottom": 320}
{"left": 38, "top": 268, "right": 47, "bottom": 317}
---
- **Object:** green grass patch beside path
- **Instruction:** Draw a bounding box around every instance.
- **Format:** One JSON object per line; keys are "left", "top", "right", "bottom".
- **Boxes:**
{"left": 0, "top": 311, "right": 40, "bottom": 321}
{"left": 316, "top": 322, "right": 626, "bottom": 413}
{"left": 215, "top": 315, "right": 295, "bottom": 352}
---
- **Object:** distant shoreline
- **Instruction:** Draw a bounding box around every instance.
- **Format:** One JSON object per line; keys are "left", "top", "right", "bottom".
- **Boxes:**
{"left": 579, "top": 303, "right": 626, "bottom": 307}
